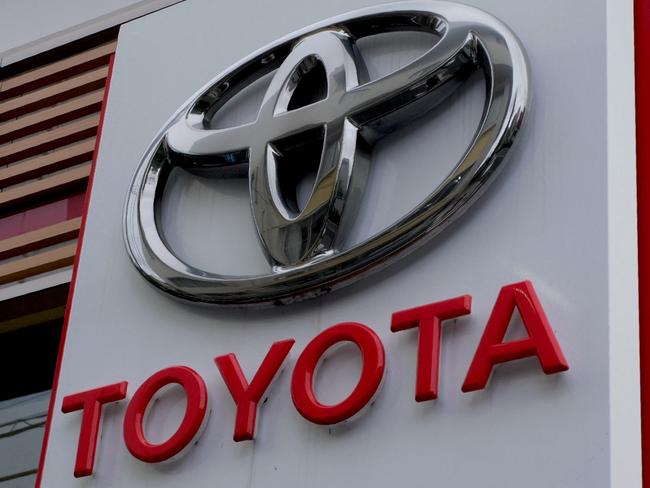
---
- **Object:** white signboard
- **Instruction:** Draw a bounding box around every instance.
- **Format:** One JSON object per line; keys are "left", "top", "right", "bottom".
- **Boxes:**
{"left": 38, "top": 0, "right": 640, "bottom": 487}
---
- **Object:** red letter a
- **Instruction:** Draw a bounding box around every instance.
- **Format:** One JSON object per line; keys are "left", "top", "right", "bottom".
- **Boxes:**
{"left": 462, "top": 281, "right": 569, "bottom": 392}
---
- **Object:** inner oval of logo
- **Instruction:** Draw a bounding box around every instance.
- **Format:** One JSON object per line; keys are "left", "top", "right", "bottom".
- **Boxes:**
{"left": 123, "top": 1, "right": 531, "bottom": 307}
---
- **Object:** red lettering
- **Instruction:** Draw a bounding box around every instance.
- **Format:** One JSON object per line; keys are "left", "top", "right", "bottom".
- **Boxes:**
{"left": 462, "top": 281, "right": 569, "bottom": 392}
{"left": 291, "top": 322, "right": 385, "bottom": 425}
{"left": 392, "top": 295, "right": 472, "bottom": 401}
{"left": 59, "top": 281, "right": 572, "bottom": 478}
{"left": 123, "top": 366, "right": 208, "bottom": 462}
{"left": 215, "top": 339, "right": 295, "bottom": 441}
{"left": 61, "top": 381, "right": 128, "bottom": 477}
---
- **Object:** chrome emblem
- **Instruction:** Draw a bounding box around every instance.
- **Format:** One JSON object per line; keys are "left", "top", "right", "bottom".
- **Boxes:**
{"left": 124, "top": 1, "right": 530, "bottom": 307}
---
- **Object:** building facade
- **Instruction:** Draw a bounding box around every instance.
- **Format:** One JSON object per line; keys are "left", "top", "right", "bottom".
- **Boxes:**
{"left": 1, "top": 0, "right": 648, "bottom": 487}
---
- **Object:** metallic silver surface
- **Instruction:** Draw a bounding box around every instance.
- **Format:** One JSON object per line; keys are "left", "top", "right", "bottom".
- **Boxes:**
{"left": 123, "top": 1, "right": 530, "bottom": 307}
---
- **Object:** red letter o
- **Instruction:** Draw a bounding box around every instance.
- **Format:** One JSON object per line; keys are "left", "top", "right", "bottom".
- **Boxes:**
{"left": 123, "top": 366, "right": 208, "bottom": 463}
{"left": 291, "top": 322, "right": 385, "bottom": 425}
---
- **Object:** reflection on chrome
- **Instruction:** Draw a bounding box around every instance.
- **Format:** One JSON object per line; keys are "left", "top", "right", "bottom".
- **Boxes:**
{"left": 123, "top": 1, "right": 530, "bottom": 307}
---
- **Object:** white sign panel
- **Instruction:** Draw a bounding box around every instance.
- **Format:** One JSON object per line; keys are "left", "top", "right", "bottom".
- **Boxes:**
{"left": 38, "top": 0, "right": 640, "bottom": 487}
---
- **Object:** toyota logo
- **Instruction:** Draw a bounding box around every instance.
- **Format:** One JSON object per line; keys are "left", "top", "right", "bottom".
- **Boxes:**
{"left": 124, "top": 1, "right": 530, "bottom": 307}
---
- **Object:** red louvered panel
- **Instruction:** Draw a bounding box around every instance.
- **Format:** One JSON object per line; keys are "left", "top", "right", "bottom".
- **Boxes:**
{"left": 0, "top": 30, "right": 116, "bottom": 288}
{"left": 0, "top": 194, "right": 85, "bottom": 241}
{"left": 0, "top": 66, "right": 108, "bottom": 122}
{"left": 0, "top": 114, "right": 99, "bottom": 165}
{"left": 0, "top": 140, "right": 95, "bottom": 188}
{"left": 0, "top": 90, "right": 103, "bottom": 144}
{"left": 0, "top": 41, "right": 116, "bottom": 101}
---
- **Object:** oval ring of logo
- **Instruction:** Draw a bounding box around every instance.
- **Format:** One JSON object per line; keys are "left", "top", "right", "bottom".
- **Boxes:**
{"left": 124, "top": 1, "right": 530, "bottom": 307}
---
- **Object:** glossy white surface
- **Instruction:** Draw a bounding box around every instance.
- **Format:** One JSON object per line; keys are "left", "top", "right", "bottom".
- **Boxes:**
{"left": 39, "top": 0, "right": 640, "bottom": 486}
